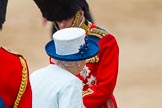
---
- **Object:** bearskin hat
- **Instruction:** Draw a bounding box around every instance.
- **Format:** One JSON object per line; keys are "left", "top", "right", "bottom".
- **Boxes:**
{"left": 34, "top": 0, "right": 90, "bottom": 22}
{"left": 0, "top": 0, "right": 8, "bottom": 30}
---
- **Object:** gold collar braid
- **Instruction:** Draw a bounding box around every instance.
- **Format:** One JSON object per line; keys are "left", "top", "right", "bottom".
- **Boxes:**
{"left": 71, "top": 12, "right": 81, "bottom": 27}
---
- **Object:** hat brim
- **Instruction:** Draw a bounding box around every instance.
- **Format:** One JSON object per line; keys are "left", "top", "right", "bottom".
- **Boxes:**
{"left": 45, "top": 40, "right": 99, "bottom": 61}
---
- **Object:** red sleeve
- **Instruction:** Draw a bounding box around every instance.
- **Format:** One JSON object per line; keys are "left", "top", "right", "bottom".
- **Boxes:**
{"left": 83, "top": 34, "right": 119, "bottom": 108}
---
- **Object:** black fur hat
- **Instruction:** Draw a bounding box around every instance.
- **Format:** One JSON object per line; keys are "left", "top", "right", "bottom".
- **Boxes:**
{"left": 0, "top": 0, "right": 8, "bottom": 30}
{"left": 34, "top": 0, "right": 89, "bottom": 22}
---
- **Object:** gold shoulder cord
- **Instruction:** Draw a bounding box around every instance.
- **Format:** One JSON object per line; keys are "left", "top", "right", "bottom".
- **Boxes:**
{"left": 1, "top": 47, "right": 28, "bottom": 108}
{"left": 13, "top": 56, "right": 28, "bottom": 108}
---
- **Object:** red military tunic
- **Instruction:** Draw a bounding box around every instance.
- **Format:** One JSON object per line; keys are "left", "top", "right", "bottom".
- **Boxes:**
{"left": 77, "top": 20, "right": 119, "bottom": 108}
{"left": 0, "top": 47, "right": 32, "bottom": 108}
{"left": 49, "top": 19, "right": 119, "bottom": 108}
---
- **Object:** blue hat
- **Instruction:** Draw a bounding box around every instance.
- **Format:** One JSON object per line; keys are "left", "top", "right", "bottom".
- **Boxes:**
{"left": 45, "top": 28, "right": 99, "bottom": 61}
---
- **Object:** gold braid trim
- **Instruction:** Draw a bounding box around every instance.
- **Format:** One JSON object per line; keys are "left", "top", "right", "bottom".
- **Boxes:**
{"left": 86, "top": 55, "right": 99, "bottom": 63}
{"left": 13, "top": 56, "right": 28, "bottom": 108}
{"left": 88, "top": 28, "right": 108, "bottom": 39}
{"left": 71, "top": 12, "right": 80, "bottom": 27}
{"left": 82, "top": 88, "right": 94, "bottom": 97}
{"left": 1, "top": 47, "right": 28, "bottom": 108}
{"left": 80, "top": 20, "right": 108, "bottom": 39}
{"left": 80, "top": 20, "right": 91, "bottom": 32}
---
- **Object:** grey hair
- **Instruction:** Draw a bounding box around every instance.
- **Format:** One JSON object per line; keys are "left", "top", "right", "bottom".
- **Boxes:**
{"left": 51, "top": 58, "right": 82, "bottom": 67}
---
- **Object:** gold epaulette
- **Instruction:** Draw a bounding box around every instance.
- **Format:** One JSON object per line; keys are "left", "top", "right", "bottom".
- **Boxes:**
{"left": 88, "top": 27, "right": 108, "bottom": 39}
{"left": 80, "top": 20, "right": 108, "bottom": 39}
{"left": 1, "top": 47, "right": 28, "bottom": 108}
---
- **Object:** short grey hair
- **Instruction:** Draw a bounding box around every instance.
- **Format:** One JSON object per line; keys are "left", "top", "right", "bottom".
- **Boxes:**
{"left": 51, "top": 58, "right": 82, "bottom": 67}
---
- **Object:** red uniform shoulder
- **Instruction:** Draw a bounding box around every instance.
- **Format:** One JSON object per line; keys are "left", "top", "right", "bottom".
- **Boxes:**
{"left": 0, "top": 47, "right": 31, "bottom": 108}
